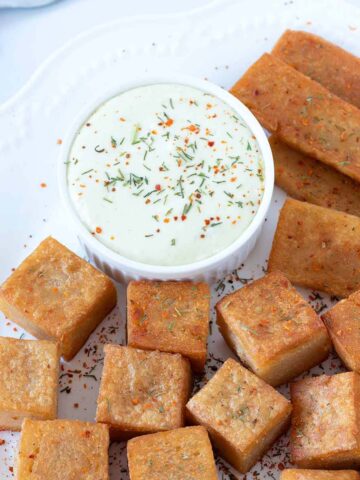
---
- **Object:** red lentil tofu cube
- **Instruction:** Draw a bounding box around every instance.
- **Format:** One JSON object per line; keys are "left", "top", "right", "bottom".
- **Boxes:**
{"left": 268, "top": 199, "right": 360, "bottom": 298}
{"left": 322, "top": 289, "right": 360, "bottom": 373}
{"left": 291, "top": 372, "right": 360, "bottom": 469}
{"left": 186, "top": 358, "right": 292, "bottom": 473}
{"left": 230, "top": 53, "right": 360, "bottom": 183}
{"left": 0, "top": 237, "right": 117, "bottom": 360}
{"left": 272, "top": 30, "right": 360, "bottom": 109}
{"left": 0, "top": 337, "right": 59, "bottom": 431}
{"left": 96, "top": 345, "right": 192, "bottom": 439}
{"left": 16, "top": 419, "right": 109, "bottom": 480}
{"left": 127, "top": 281, "right": 210, "bottom": 372}
{"left": 127, "top": 426, "right": 217, "bottom": 480}
{"left": 216, "top": 271, "right": 331, "bottom": 386}
{"left": 281, "top": 469, "right": 360, "bottom": 480}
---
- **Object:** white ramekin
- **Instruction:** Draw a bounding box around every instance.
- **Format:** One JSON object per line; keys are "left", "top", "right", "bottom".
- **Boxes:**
{"left": 58, "top": 74, "right": 274, "bottom": 283}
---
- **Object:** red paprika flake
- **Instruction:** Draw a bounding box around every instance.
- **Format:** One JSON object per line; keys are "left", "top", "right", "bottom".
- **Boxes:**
{"left": 155, "top": 184, "right": 161, "bottom": 191}
{"left": 95, "top": 226, "right": 102, "bottom": 234}
{"left": 208, "top": 141, "right": 215, "bottom": 147}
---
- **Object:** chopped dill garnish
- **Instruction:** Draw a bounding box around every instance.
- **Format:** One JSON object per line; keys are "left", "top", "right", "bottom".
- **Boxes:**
{"left": 131, "top": 124, "right": 141, "bottom": 145}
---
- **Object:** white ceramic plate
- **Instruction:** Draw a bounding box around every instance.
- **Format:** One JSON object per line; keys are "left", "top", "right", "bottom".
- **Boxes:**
{"left": 0, "top": 0, "right": 359, "bottom": 478}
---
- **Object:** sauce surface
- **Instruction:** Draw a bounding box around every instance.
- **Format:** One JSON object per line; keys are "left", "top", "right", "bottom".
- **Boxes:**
{"left": 67, "top": 84, "right": 265, "bottom": 266}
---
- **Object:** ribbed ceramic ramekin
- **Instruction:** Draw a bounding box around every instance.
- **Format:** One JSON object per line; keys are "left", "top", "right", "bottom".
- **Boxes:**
{"left": 58, "top": 74, "right": 274, "bottom": 283}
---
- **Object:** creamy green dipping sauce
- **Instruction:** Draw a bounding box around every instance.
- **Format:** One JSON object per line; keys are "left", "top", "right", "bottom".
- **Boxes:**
{"left": 67, "top": 84, "right": 265, "bottom": 266}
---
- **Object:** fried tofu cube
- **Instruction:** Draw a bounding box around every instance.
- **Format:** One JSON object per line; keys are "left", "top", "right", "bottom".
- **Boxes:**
{"left": 186, "top": 358, "right": 292, "bottom": 473}
{"left": 16, "top": 418, "right": 109, "bottom": 479}
{"left": 0, "top": 237, "right": 117, "bottom": 360}
{"left": 230, "top": 53, "right": 360, "bottom": 183}
{"left": 270, "top": 135, "right": 360, "bottom": 217}
{"left": 127, "top": 281, "right": 210, "bottom": 372}
{"left": 272, "top": 30, "right": 360, "bottom": 109}
{"left": 322, "top": 289, "right": 360, "bottom": 373}
{"left": 216, "top": 271, "right": 331, "bottom": 386}
{"left": 127, "top": 426, "right": 217, "bottom": 480}
{"left": 96, "top": 345, "right": 191, "bottom": 439}
{"left": 0, "top": 337, "right": 59, "bottom": 431}
{"left": 268, "top": 198, "right": 360, "bottom": 298}
{"left": 281, "top": 469, "right": 360, "bottom": 480}
{"left": 291, "top": 372, "right": 360, "bottom": 469}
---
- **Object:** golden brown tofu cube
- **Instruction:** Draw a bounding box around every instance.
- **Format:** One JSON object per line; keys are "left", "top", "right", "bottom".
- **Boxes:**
{"left": 186, "top": 358, "right": 292, "bottom": 473}
{"left": 268, "top": 199, "right": 360, "bottom": 298}
{"left": 127, "top": 281, "right": 210, "bottom": 372}
{"left": 96, "top": 345, "right": 191, "bottom": 439}
{"left": 0, "top": 237, "right": 117, "bottom": 360}
{"left": 272, "top": 30, "right": 360, "bottom": 109}
{"left": 322, "top": 290, "right": 360, "bottom": 374}
{"left": 270, "top": 135, "right": 360, "bottom": 217}
{"left": 291, "top": 372, "right": 360, "bottom": 469}
{"left": 281, "top": 469, "right": 360, "bottom": 480}
{"left": 127, "top": 426, "right": 217, "bottom": 480}
{"left": 0, "top": 337, "right": 59, "bottom": 431}
{"left": 216, "top": 271, "right": 331, "bottom": 386}
{"left": 230, "top": 53, "right": 360, "bottom": 183}
{"left": 16, "top": 418, "right": 109, "bottom": 479}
